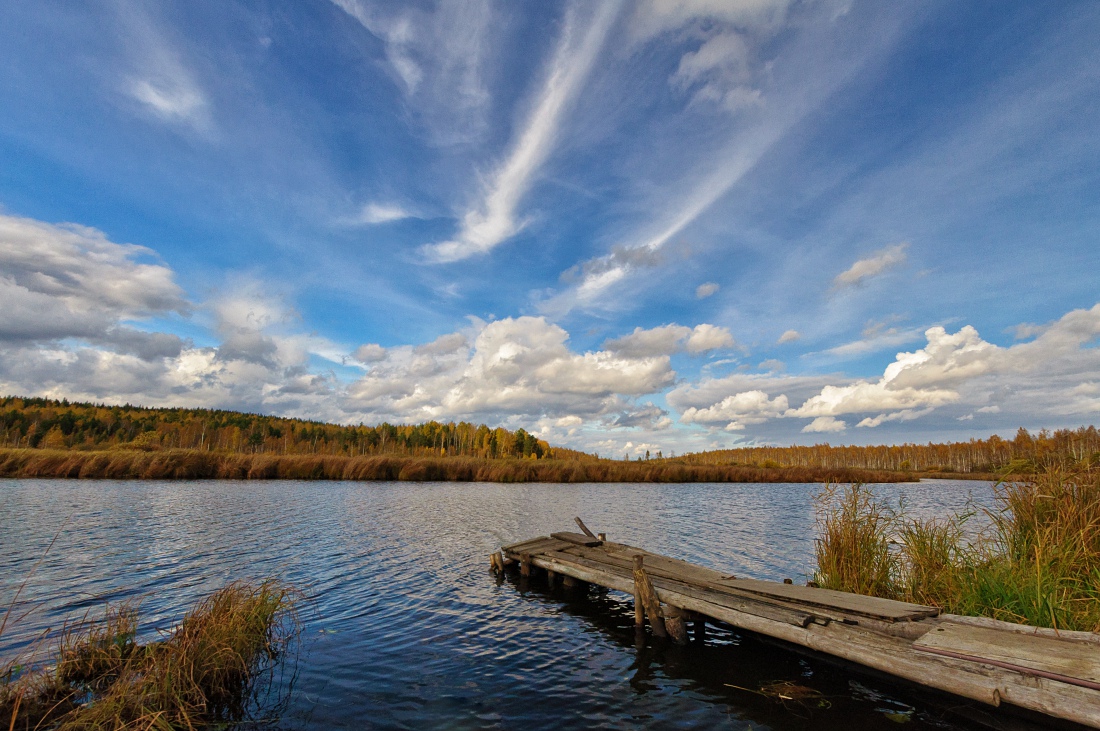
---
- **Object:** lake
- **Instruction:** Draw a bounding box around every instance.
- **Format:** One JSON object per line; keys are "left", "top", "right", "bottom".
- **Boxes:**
{"left": 1, "top": 478, "right": 1004, "bottom": 730}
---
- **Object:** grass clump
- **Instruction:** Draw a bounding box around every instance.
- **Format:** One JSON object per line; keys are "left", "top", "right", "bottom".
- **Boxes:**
{"left": 813, "top": 468, "right": 1100, "bottom": 632}
{"left": 2, "top": 581, "right": 299, "bottom": 730}
{"left": 813, "top": 484, "right": 898, "bottom": 599}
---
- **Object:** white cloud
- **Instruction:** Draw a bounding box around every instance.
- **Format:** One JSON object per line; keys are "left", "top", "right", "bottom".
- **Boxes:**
{"left": 681, "top": 389, "right": 789, "bottom": 430}
{"left": 695, "top": 281, "right": 720, "bottom": 298}
{"left": 352, "top": 203, "right": 414, "bottom": 225}
{"left": 832, "top": 243, "right": 908, "bottom": 290}
{"left": 670, "top": 304, "right": 1100, "bottom": 437}
{"left": 686, "top": 323, "right": 735, "bottom": 353}
{"left": 118, "top": 6, "right": 211, "bottom": 132}
{"left": 0, "top": 213, "right": 188, "bottom": 357}
{"left": 331, "top": 0, "right": 493, "bottom": 144}
{"left": 543, "top": 0, "right": 891, "bottom": 315}
{"left": 422, "top": 3, "right": 623, "bottom": 262}
{"left": 603, "top": 323, "right": 733, "bottom": 357}
{"left": 856, "top": 408, "right": 934, "bottom": 428}
{"left": 777, "top": 329, "right": 801, "bottom": 344}
{"left": 823, "top": 326, "right": 922, "bottom": 358}
{"left": 629, "top": 0, "right": 796, "bottom": 41}
{"left": 802, "top": 416, "right": 847, "bottom": 433}
{"left": 345, "top": 315, "right": 676, "bottom": 421}
{"left": 353, "top": 343, "right": 387, "bottom": 363}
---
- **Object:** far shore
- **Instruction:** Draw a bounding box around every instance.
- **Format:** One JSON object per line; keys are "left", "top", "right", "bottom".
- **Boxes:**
{"left": 0, "top": 448, "right": 928, "bottom": 484}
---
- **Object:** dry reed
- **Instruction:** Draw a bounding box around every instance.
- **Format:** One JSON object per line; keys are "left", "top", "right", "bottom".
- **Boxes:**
{"left": 813, "top": 468, "right": 1100, "bottom": 631}
{"left": 2, "top": 581, "right": 299, "bottom": 731}
{"left": 0, "top": 448, "right": 911, "bottom": 484}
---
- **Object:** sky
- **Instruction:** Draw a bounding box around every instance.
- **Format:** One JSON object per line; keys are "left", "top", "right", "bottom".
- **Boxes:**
{"left": 0, "top": 0, "right": 1098, "bottom": 457}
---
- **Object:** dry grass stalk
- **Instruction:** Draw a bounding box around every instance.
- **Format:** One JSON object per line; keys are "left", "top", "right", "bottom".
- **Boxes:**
{"left": 1, "top": 581, "right": 299, "bottom": 731}
{"left": 813, "top": 469, "right": 1100, "bottom": 631}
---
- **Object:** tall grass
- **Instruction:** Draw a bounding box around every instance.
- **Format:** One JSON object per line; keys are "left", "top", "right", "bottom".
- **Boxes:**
{"left": 0, "top": 448, "right": 911, "bottom": 483}
{"left": 813, "top": 484, "right": 897, "bottom": 599}
{"left": 813, "top": 468, "right": 1100, "bottom": 632}
{"left": 1, "top": 581, "right": 299, "bottom": 730}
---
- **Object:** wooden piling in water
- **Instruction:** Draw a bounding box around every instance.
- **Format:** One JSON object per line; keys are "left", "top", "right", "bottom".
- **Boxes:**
{"left": 633, "top": 554, "right": 667, "bottom": 638}
{"left": 499, "top": 528, "right": 1100, "bottom": 729}
{"left": 664, "top": 606, "right": 689, "bottom": 645}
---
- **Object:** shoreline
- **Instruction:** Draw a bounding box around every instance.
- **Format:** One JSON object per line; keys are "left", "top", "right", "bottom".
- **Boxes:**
{"left": 0, "top": 448, "right": 918, "bottom": 483}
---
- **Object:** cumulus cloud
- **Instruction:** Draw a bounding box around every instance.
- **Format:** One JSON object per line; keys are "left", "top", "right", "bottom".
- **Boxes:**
{"left": 353, "top": 343, "right": 387, "bottom": 363}
{"left": 674, "top": 304, "right": 1100, "bottom": 437}
{"left": 695, "top": 282, "right": 720, "bottom": 298}
{"left": 777, "top": 329, "right": 801, "bottom": 344}
{"left": 611, "top": 403, "right": 673, "bottom": 430}
{"left": 802, "top": 416, "right": 846, "bottom": 433}
{"left": 832, "top": 243, "right": 909, "bottom": 290}
{"left": 345, "top": 315, "right": 676, "bottom": 421}
{"left": 422, "top": 3, "right": 623, "bottom": 262}
{"left": 681, "top": 389, "right": 789, "bottom": 430}
{"left": 603, "top": 323, "right": 734, "bottom": 358}
{"left": 0, "top": 213, "right": 188, "bottom": 355}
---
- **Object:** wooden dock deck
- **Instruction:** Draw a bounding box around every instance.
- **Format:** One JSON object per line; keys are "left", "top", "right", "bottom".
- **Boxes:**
{"left": 497, "top": 522, "right": 1100, "bottom": 729}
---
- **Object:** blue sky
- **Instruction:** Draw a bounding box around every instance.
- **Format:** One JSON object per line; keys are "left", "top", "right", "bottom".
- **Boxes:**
{"left": 1, "top": 0, "right": 1098, "bottom": 455}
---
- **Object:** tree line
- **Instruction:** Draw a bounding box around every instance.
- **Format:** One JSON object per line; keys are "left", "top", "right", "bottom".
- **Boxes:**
{"left": 0, "top": 396, "right": 568, "bottom": 460}
{"left": 673, "top": 426, "right": 1100, "bottom": 474}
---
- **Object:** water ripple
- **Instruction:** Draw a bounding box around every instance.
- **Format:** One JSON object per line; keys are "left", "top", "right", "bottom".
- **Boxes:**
{"left": 1, "top": 479, "right": 1004, "bottom": 730}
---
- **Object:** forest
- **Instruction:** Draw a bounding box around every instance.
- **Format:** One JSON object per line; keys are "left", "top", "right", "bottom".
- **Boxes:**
{"left": 674, "top": 426, "right": 1100, "bottom": 474}
{"left": 1, "top": 395, "right": 1096, "bottom": 477}
{"left": 0, "top": 396, "right": 569, "bottom": 460}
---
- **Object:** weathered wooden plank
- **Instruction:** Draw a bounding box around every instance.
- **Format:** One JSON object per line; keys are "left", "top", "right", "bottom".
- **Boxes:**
{"left": 601, "top": 543, "right": 730, "bottom": 582}
{"left": 503, "top": 537, "right": 572, "bottom": 558}
{"left": 915, "top": 622, "right": 1100, "bottom": 690}
{"left": 940, "top": 614, "right": 1100, "bottom": 647}
{"left": 525, "top": 551, "right": 1100, "bottom": 727}
{"left": 540, "top": 550, "right": 819, "bottom": 628}
{"left": 550, "top": 531, "right": 603, "bottom": 547}
{"left": 503, "top": 535, "right": 551, "bottom": 553}
{"left": 603, "top": 542, "right": 935, "bottom": 620}
{"left": 560, "top": 544, "right": 853, "bottom": 624}
{"left": 721, "top": 577, "right": 938, "bottom": 621}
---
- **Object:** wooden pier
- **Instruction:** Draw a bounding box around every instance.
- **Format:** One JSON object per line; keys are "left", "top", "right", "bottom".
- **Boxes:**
{"left": 497, "top": 521, "right": 1100, "bottom": 729}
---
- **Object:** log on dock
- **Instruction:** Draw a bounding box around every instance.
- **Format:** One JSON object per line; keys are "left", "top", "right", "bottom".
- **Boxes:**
{"left": 501, "top": 530, "right": 1100, "bottom": 729}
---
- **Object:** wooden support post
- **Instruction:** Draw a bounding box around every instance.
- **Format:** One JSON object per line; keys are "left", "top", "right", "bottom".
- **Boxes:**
{"left": 664, "top": 606, "right": 689, "bottom": 645}
{"left": 665, "top": 616, "right": 689, "bottom": 645}
{"left": 693, "top": 619, "right": 706, "bottom": 642}
{"left": 597, "top": 532, "right": 606, "bottom": 542}
{"left": 632, "top": 555, "right": 667, "bottom": 638}
{"left": 521, "top": 553, "right": 532, "bottom": 577}
{"left": 547, "top": 569, "right": 557, "bottom": 588}
{"left": 562, "top": 575, "right": 576, "bottom": 588}
{"left": 490, "top": 552, "right": 502, "bottom": 573}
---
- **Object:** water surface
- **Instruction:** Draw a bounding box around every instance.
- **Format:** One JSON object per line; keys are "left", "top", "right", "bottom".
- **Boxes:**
{"left": 1, "top": 479, "right": 1003, "bottom": 730}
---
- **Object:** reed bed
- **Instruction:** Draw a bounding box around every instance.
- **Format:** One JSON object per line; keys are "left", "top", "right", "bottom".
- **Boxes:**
{"left": 1, "top": 581, "right": 299, "bottom": 731}
{"left": 813, "top": 468, "right": 1100, "bottom": 631}
{"left": 0, "top": 448, "right": 910, "bottom": 484}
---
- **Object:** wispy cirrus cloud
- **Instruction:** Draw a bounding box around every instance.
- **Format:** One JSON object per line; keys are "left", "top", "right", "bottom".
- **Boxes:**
{"left": 541, "top": 1, "right": 904, "bottom": 316}
{"left": 422, "top": 2, "right": 624, "bottom": 263}
{"left": 116, "top": 5, "right": 211, "bottom": 132}
{"left": 331, "top": 0, "right": 493, "bottom": 145}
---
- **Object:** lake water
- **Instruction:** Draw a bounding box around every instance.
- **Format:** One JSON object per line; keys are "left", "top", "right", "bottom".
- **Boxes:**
{"left": 1, "top": 479, "right": 1007, "bottom": 730}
